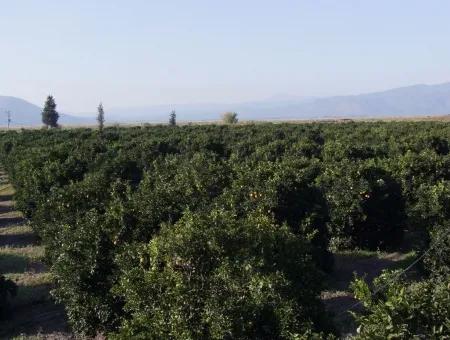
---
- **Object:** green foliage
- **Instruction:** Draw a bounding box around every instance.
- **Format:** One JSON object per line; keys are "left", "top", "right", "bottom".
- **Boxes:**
{"left": 97, "top": 103, "right": 105, "bottom": 132}
{"left": 221, "top": 158, "right": 333, "bottom": 271}
{"left": 169, "top": 110, "right": 176, "bottom": 126}
{"left": 222, "top": 111, "right": 238, "bottom": 124}
{"left": 0, "top": 121, "right": 448, "bottom": 336}
{"left": 51, "top": 209, "right": 124, "bottom": 334}
{"left": 424, "top": 221, "right": 450, "bottom": 278}
{"left": 319, "top": 162, "right": 405, "bottom": 250}
{"left": 113, "top": 209, "right": 334, "bottom": 339}
{"left": 41, "top": 95, "right": 59, "bottom": 128}
{"left": 351, "top": 271, "right": 450, "bottom": 339}
{"left": 410, "top": 180, "right": 450, "bottom": 232}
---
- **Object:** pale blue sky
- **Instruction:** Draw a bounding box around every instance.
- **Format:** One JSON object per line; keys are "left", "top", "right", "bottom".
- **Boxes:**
{"left": 1, "top": 0, "right": 450, "bottom": 113}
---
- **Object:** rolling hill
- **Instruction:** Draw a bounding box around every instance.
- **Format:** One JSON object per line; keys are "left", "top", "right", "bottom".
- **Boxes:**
{"left": 2, "top": 82, "right": 450, "bottom": 126}
{"left": 104, "top": 82, "right": 450, "bottom": 123}
{"left": 0, "top": 96, "right": 93, "bottom": 127}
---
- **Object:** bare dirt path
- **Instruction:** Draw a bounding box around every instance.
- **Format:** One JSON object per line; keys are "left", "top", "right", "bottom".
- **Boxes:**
{"left": 0, "top": 172, "right": 73, "bottom": 339}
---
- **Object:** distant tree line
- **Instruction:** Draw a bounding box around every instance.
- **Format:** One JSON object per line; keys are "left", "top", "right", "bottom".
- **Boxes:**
{"left": 40, "top": 96, "right": 240, "bottom": 128}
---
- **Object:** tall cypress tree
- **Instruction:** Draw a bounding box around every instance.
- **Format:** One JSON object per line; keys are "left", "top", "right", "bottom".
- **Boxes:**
{"left": 42, "top": 95, "right": 59, "bottom": 128}
{"left": 169, "top": 110, "right": 176, "bottom": 126}
{"left": 97, "top": 103, "right": 105, "bottom": 133}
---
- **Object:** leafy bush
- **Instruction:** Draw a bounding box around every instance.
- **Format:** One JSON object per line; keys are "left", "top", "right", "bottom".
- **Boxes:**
{"left": 221, "top": 159, "right": 333, "bottom": 271}
{"left": 0, "top": 122, "right": 448, "bottom": 336}
{"left": 113, "top": 210, "right": 334, "bottom": 339}
{"left": 319, "top": 163, "right": 406, "bottom": 250}
{"left": 424, "top": 221, "right": 450, "bottom": 278}
{"left": 222, "top": 112, "right": 238, "bottom": 124}
{"left": 351, "top": 271, "right": 450, "bottom": 339}
{"left": 409, "top": 180, "right": 450, "bottom": 232}
{"left": 51, "top": 209, "right": 124, "bottom": 334}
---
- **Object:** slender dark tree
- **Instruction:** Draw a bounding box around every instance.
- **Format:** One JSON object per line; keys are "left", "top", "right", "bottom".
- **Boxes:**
{"left": 42, "top": 95, "right": 59, "bottom": 128}
{"left": 169, "top": 110, "right": 176, "bottom": 126}
{"left": 97, "top": 103, "right": 105, "bottom": 133}
{"left": 5, "top": 110, "right": 11, "bottom": 129}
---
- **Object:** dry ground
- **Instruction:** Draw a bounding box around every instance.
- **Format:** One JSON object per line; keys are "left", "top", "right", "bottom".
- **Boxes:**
{"left": 0, "top": 174, "right": 72, "bottom": 340}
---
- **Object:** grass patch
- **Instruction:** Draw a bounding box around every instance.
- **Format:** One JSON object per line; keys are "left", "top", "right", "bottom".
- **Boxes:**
{"left": 0, "top": 210, "right": 23, "bottom": 218}
{"left": 0, "top": 252, "right": 29, "bottom": 273}
{"left": 8, "top": 273, "right": 53, "bottom": 307}
{"left": 0, "top": 179, "right": 70, "bottom": 338}
{"left": 0, "top": 184, "right": 15, "bottom": 196}
{"left": 13, "top": 284, "right": 52, "bottom": 307}
{"left": 0, "top": 246, "right": 45, "bottom": 273}
{"left": 5, "top": 272, "right": 53, "bottom": 307}
{"left": 0, "top": 246, "right": 44, "bottom": 261}
{"left": 6, "top": 272, "right": 52, "bottom": 286}
{"left": 334, "top": 249, "right": 401, "bottom": 259}
{"left": 335, "top": 249, "right": 416, "bottom": 262}
{"left": 12, "top": 336, "right": 55, "bottom": 340}
{"left": 0, "top": 224, "right": 33, "bottom": 236}
{"left": 0, "top": 225, "right": 37, "bottom": 247}
{"left": 336, "top": 249, "right": 382, "bottom": 258}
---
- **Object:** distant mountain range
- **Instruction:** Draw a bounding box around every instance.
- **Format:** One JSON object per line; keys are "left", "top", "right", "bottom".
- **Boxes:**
{"left": 105, "top": 82, "right": 450, "bottom": 123}
{"left": 2, "top": 82, "right": 450, "bottom": 126}
{"left": 0, "top": 96, "right": 93, "bottom": 127}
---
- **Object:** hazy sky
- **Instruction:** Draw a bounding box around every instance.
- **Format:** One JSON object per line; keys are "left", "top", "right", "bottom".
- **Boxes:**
{"left": 1, "top": 0, "right": 450, "bottom": 113}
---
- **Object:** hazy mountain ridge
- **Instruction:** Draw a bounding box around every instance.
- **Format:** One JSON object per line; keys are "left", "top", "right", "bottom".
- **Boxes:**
{"left": 2, "top": 82, "right": 450, "bottom": 126}
{"left": 0, "top": 96, "right": 93, "bottom": 126}
{"left": 106, "top": 82, "right": 450, "bottom": 122}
